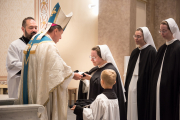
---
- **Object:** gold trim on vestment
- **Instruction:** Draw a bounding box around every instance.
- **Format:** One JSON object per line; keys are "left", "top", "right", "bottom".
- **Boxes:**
{"left": 32, "top": 43, "right": 39, "bottom": 45}
{"left": 37, "top": 41, "right": 54, "bottom": 45}
{"left": 54, "top": 8, "right": 61, "bottom": 23}
{"left": 51, "top": 7, "right": 57, "bottom": 17}
{"left": 43, "top": 73, "right": 73, "bottom": 106}
{"left": 23, "top": 41, "right": 54, "bottom": 54}
{"left": 24, "top": 51, "right": 27, "bottom": 54}
{"left": 30, "top": 51, "right": 36, "bottom": 54}
{"left": 24, "top": 50, "right": 36, "bottom": 54}
{"left": 23, "top": 44, "right": 32, "bottom": 54}
{"left": 24, "top": 54, "right": 30, "bottom": 65}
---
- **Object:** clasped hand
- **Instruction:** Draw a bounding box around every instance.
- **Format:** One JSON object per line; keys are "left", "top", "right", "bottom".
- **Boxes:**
{"left": 73, "top": 73, "right": 91, "bottom": 80}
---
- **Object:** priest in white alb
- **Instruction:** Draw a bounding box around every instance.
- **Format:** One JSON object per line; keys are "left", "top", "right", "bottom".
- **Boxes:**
{"left": 6, "top": 17, "right": 37, "bottom": 98}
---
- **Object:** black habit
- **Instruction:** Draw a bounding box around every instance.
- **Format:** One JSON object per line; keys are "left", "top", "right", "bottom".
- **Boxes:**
{"left": 149, "top": 40, "right": 180, "bottom": 120}
{"left": 124, "top": 45, "right": 156, "bottom": 120}
{"left": 78, "top": 66, "right": 98, "bottom": 99}
{"left": 88, "top": 63, "right": 127, "bottom": 120}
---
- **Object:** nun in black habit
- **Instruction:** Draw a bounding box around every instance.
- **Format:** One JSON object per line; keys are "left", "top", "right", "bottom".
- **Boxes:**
{"left": 79, "top": 45, "right": 127, "bottom": 120}
{"left": 77, "top": 66, "right": 98, "bottom": 99}
{"left": 149, "top": 18, "right": 180, "bottom": 120}
{"left": 124, "top": 27, "right": 156, "bottom": 120}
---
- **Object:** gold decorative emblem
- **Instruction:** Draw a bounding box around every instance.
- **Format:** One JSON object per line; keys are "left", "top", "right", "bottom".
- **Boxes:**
{"left": 42, "top": 1, "right": 47, "bottom": 5}
{"left": 24, "top": 43, "right": 33, "bottom": 64}
{"left": 27, "top": 43, "right": 32, "bottom": 51}
{"left": 42, "top": 21, "right": 46, "bottom": 25}
{"left": 51, "top": 7, "right": 56, "bottom": 16}
{"left": 24, "top": 55, "right": 30, "bottom": 65}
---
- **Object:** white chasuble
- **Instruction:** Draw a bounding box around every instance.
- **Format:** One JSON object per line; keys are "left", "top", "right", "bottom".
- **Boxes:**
{"left": 6, "top": 39, "right": 26, "bottom": 98}
{"left": 18, "top": 35, "right": 73, "bottom": 120}
{"left": 83, "top": 94, "right": 120, "bottom": 120}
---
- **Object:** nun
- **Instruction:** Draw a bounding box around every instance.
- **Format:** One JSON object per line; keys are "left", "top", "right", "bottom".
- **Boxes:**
{"left": 149, "top": 18, "right": 180, "bottom": 120}
{"left": 82, "top": 45, "right": 127, "bottom": 120}
{"left": 124, "top": 27, "right": 156, "bottom": 120}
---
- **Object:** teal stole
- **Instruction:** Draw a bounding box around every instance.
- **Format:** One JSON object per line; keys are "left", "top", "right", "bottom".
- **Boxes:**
{"left": 22, "top": 34, "right": 52, "bottom": 104}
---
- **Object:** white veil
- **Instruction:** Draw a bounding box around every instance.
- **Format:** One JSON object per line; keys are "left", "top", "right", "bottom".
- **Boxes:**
{"left": 165, "top": 18, "right": 180, "bottom": 40}
{"left": 98, "top": 45, "right": 126, "bottom": 101}
{"left": 140, "top": 27, "right": 157, "bottom": 50}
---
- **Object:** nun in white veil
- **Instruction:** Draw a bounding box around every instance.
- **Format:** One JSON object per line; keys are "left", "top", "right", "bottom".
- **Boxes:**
{"left": 124, "top": 27, "right": 156, "bottom": 120}
{"left": 149, "top": 18, "right": 180, "bottom": 120}
{"left": 81, "top": 45, "right": 127, "bottom": 120}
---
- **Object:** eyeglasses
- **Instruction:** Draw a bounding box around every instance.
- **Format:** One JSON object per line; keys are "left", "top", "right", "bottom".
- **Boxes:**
{"left": 133, "top": 35, "right": 142, "bottom": 39}
{"left": 159, "top": 30, "right": 168, "bottom": 33}
{"left": 89, "top": 56, "right": 96, "bottom": 60}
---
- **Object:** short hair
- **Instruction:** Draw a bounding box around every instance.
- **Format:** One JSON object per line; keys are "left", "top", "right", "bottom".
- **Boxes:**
{"left": 101, "top": 69, "right": 117, "bottom": 87}
{"left": 92, "top": 46, "right": 102, "bottom": 58}
{"left": 161, "top": 21, "right": 170, "bottom": 30}
{"left": 47, "top": 25, "right": 63, "bottom": 33}
{"left": 22, "top": 17, "right": 35, "bottom": 28}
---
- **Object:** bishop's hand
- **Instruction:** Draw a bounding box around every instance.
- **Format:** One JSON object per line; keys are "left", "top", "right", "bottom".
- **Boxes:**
{"left": 73, "top": 73, "right": 83, "bottom": 80}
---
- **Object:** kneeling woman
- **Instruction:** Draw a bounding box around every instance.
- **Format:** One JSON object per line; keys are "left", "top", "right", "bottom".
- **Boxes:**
{"left": 82, "top": 45, "right": 127, "bottom": 120}
{"left": 124, "top": 27, "right": 156, "bottom": 120}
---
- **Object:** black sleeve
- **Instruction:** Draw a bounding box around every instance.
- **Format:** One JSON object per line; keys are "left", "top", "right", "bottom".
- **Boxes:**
{"left": 16, "top": 70, "right": 21, "bottom": 75}
{"left": 74, "top": 105, "right": 83, "bottom": 118}
{"left": 145, "top": 48, "right": 157, "bottom": 119}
